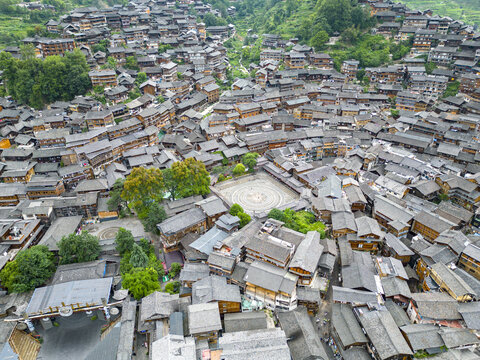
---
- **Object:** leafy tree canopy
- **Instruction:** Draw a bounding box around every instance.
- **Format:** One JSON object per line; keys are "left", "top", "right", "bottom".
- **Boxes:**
{"left": 232, "top": 163, "right": 246, "bottom": 176}
{"left": 268, "top": 208, "right": 326, "bottom": 237}
{"left": 58, "top": 231, "right": 100, "bottom": 265}
{"left": 0, "top": 49, "right": 91, "bottom": 109}
{"left": 0, "top": 245, "right": 56, "bottom": 293}
{"left": 241, "top": 152, "right": 259, "bottom": 170}
{"left": 169, "top": 262, "right": 182, "bottom": 278}
{"left": 142, "top": 202, "right": 167, "bottom": 235}
{"left": 229, "top": 204, "right": 244, "bottom": 217}
{"left": 122, "top": 267, "right": 161, "bottom": 300}
{"left": 171, "top": 158, "right": 211, "bottom": 198}
{"left": 164, "top": 281, "right": 180, "bottom": 294}
{"left": 238, "top": 212, "right": 251, "bottom": 228}
{"left": 107, "top": 179, "right": 127, "bottom": 212}
{"left": 121, "top": 167, "right": 164, "bottom": 217}
{"left": 115, "top": 228, "right": 135, "bottom": 256}
{"left": 129, "top": 243, "right": 149, "bottom": 269}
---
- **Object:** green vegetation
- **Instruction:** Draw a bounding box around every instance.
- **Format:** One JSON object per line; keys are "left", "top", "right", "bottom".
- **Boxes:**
{"left": 119, "top": 235, "right": 164, "bottom": 277}
{"left": 232, "top": 163, "right": 246, "bottom": 176}
{"left": 329, "top": 35, "right": 412, "bottom": 71}
{"left": 115, "top": 227, "right": 135, "bottom": 256}
{"left": 117, "top": 229, "right": 164, "bottom": 299}
{"left": 129, "top": 243, "right": 149, "bottom": 268}
{"left": 164, "top": 281, "right": 180, "bottom": 295}
{"left": 169, "top": 262, "right": 182, "bottom": 278}
{"left": 169, "top": 158, "right": 211, "bottom": 198}
{"left": 107, "top": 179, "right": 129, "bottom": 216}
{"left": 226, "top": 0, "right": 411, "bottom": 73}
{"left": 399, "top": 0, "right": 480, "bottom": 25}
{"left": 141, "top": 202, "right": 167, "bottom": 235}
{"left": 229, "top": 204, "right": 244, "bottom": 217}
{"left": 234, "top": 0, "right": 374, "bottom": 43}
{"left": 242, "top": 152, "right": 259, "bottom": 171}
{"left": 0, "top": 245, "right": 55, "bottom": 293}
{"left": 443, "top": 81, "right": 460, "bottom": 98}
{"left": 268, "top": 208, "right": 326, "bottom": 237}
{"left": 58, "top": 231, "right": 101, "bottom": 265}
{"left": 0, "top": 48, "right": 91, "bottom": 109}
{"left": 229, "top": 204, "right": 251, "bottom": 228}
{"left": 122, "top": 267, "right": 161, "bottom": 300}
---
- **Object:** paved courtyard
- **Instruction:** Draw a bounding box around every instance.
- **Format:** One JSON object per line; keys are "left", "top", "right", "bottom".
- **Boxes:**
{"left": 85, "top": 217, "right": 147, "bottom": 240}
{"left": 214, "top": 173, "right": 299, "bottom": 214}
{"left": 36, "top": 313, "right": 108, "bottom": 360}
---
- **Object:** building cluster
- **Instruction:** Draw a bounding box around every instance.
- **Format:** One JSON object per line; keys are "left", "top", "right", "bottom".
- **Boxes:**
{"left": 1, "top": 0, "right": 480, "bottom": 359}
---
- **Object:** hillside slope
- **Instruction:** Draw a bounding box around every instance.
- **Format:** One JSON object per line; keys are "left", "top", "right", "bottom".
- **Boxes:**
{"left": 398, "top": 0, "right": 480, "bottom": 25}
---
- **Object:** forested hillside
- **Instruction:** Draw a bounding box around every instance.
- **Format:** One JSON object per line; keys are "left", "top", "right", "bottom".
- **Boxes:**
{"left": 0, "top": 0, "right": 126, "bottom": 46}
{"left": 398, "top": 0, "right": 480, "bottom": 25}
{"left": 0, "top": 48, "right": 91, "bottom": 108}
{"left": 230, "top": 0, "right": 375, "bottom": 42}
{"left": 219, "top": 0, "right": 411, "bottom": 71}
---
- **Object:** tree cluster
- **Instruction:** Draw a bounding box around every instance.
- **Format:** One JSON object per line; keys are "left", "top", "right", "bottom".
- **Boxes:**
{"left": 58, "top": 231, "right": 101, "bottom": 265}
{"left": 0, "top": 245, "right": 55, "bottom": 293}
{"left": 0, "top": 48, "right": 91, "bottom": 109}
{"left": 268, "top": 208, "right": 326, "bottom": 237}
{"left": 229, "top": 204, "right": 251, "bottom": 228}
{"left": 118, "top": 159, "right": 210, "bottom": 219}
{"left": 116, "top": 229, "right": 164, "bottom": 300}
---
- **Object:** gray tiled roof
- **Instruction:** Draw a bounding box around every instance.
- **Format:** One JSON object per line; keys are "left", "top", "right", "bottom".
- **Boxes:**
{"left": 400, "top": 324, "right": 444, "bottom": 351}
{"left": 358, "top": 310, "right": 413, "bottom": 360}
{"left": 332, "top": 303, "right": 367, "bottom": 348}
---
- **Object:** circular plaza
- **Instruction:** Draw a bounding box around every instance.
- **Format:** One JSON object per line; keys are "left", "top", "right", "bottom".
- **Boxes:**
{"left": 214, "top": 173, "right": 299, "bottom": 213}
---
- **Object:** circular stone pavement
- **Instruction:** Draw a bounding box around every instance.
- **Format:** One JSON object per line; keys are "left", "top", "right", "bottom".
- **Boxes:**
{"left": 98, "top": 226, "right": 121, "bottom": 240}
{"left": 231, "top": 184, "right": 285, "bottom": 212}
{"left": 215, "top": 174, "right": 298, "bottom": 213}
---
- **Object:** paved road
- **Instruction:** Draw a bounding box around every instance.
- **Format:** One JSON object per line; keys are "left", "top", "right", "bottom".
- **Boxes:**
{"left": 316, "top": 250, "right": 342, "bottom": 359}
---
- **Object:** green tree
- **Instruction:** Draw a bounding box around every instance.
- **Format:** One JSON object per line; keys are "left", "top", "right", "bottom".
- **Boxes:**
{"left": 121, "top": 167, "right": 164, "bottom": 217}
{"left": 318, "top": 0, "right": 353, "bottom": 34}
{"left": 171, "top": 158, "right": 211, "bottom": 197}
{"left": 169, "top": 262, "right": 182, "bottom": 278}
{"left": 238, "top": 212, "right": 251, "bottom": 228}
{"left": 107, "top": 179, "right": 127, "bottom": 213}
{"left": 139, "top": 238, "right": 154, "bottom": 255}
{"left": 125, "top": 56, "right": 139, "bottom": 70}
{"left": 115, "top": 228, "right": 135, "bottom": 256}
{"left": 122, "top": 267, "right": 160, "bottom": 300}
{"left": 135, "top": 72, "right": 147, "bottom": 86}
{"left": 129, "top": 243, "right": 149, "bottom": 268}
{"left": 92, "top": 39, "right": 109, "bottom": 54}
{"left": 268, "top": 208, "right": 285, "bottom": 221}
{"left": 443, "top": 81, "right": 460, "bottom": 98}
{"left": 142, "top": 202, "right": 167, "bottom": 234}
{"left": 0, "top": 49, "right": 91, "bottom": 109}
{"left": 229, "top": 204, "right": 244, "bottom": 216}
{"left": 0, "top": 261, "right": 19, "bottom": 293}
{"left": 158, "top": 44, "right": 173, "bottom": 54}
{"left": 0, "top": 245, "right": 56, "bottom": 293}
{"left": 241, "top": 152, "right": 259, "bottom": 170}
{"left": 148, "top": 253, "right": 165, "bottom": 278}
{"left": 163, "top": 168, "right": 180, "bottom": 200}
{"left": 120, "top": 252, "right": 133, "bottom": 275}
{"left": 58, "top": 231, "right": 100, "bottom": 265}
{"left": 425, "top": 61, "right": 437, "bottom": 75}
{"left": 310, "top": 30, "right": 329, "bottom": 51}
{"left": 19, "top": 44, "right": 36, "bottom": 60}
{"left": 232, "top": 163, "right": 246, "bottom": 176}
{"left": 164, "top": 281, "right": 180, "bottom": 294}
{"left": 106, "top": 56, "right": 117, "bottom": 69}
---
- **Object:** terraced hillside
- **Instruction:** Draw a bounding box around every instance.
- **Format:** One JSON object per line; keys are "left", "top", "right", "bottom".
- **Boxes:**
{"left": 399, "top": 0, "right": 480, "bottom": 25}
